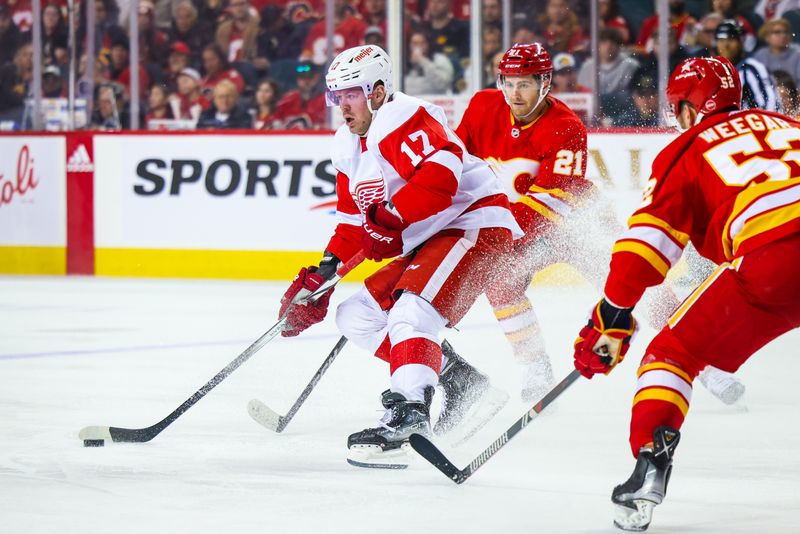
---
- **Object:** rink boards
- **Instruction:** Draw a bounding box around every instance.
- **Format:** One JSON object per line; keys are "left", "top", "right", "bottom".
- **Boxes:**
{"left": 0, "top": 129, "right": 675, "bottom": 280}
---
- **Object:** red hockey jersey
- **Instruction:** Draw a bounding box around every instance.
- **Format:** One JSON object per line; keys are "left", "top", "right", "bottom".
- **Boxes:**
{"left": 456, "top": 90, "right": 594, "bottom": 237}
{"left": 325, "top": 91, "right": 523, "bottom": 263}
{"left": 606, "top": 109, "right": 800, "bottom": 307}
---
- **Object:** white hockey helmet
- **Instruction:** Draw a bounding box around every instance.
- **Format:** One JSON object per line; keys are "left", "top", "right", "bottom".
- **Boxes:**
{"left": 325, "top": 45, "right": 394, "bottom": 108}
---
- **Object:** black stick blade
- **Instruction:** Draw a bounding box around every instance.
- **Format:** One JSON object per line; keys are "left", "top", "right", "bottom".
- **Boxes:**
{"left": 409, "top": 434, "right": 468, "bottom": 484}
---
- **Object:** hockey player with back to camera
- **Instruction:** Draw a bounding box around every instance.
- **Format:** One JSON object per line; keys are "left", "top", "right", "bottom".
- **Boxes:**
{"left": 571, "top": 55, "right": 800, "bottom": 531}
{"left": 277, "top": 44, "right": 523, "bottom": 468}
{"left": 455, "top": 42, "right": 745, "bottom": 405}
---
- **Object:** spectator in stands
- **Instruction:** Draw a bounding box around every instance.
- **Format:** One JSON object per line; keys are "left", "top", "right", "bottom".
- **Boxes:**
{"left": 169, "top": 66, "right": 210, "bottom": 122}
{"left": 511, "top": 20, "right": 545, "bottom": 45}
{"left": 200, "top": 43, "right": 245, "bottom": 98}
{"left": 300, "top": 0, "right": 367, "bottom": 66}
{"left": 537, "top": 0, "right": 587, "bottom": 55}
{"left": 599, "top": 0, "right": 631, "bottom": 44}
{"left": 137, "top": 0, "right": 169, "bottom": 63}
{"left": 635, "top": 26, "right": 691, "bottom": 84}
{"left": 168, "top": 0, "right": 208, "bottom": 64}
{"left": 76, "top": 53, "right": 111, "bottom": 100}
{"left": 364, "top": 25, "right": 385, "bottom": 48}
{"left": 361, "top": 0, "right": 387, "bottom": 34}
{"left": 165, "top": 41, "right": 192, "bottom": 90}
{"left": 272, "top": 60, "right": 327, "bottom": 129}
{"left": 710, "top": 0, "right": 756, "bottom": 52}
{"left": 91, "top": 82, "right": 128, "bottom": 130}
{"left": 404, "top": 29, "right": 454, "bottom": 95}
{"left": 0, "top": 42, "right": 32, "bottom": 119}
{"left": 716, "top": 19, "right": 780, "bottom": 111}
{"left": 195, "top": 0, "right": 227, "bottom": 37}
{"left": 551, "top": 52, "right": 591, "bottom": 94}
{"left": 144, "top": 83, "right": 174, "bottom": 128}
{"left": 0, "top": 4, "right": 22, "bottom": 66}
{"left": 551, "top": 52, "right": 591, "bottom": 123}
{"left": 420, "top": 0, "right": 470, "bottom": 59}
{"left": 481, "top": 25, "right": 502, "bottom": 87}
{"left": 77, "top": 0, "right": 124, "bottom": 62}
{"left": 691, "top": 12, "right": 724, "bottom": 57}
{"left": 486, "top": 49, "right": 504, "bottom": 89}
{"left": 197, "top": 78, "right": 251, "bottom": 129}
{"left": 636, "top": 0, "right": 697, "bottom": 54}
{"left": 482, "top": 0, "right": 502, "bottom": 30}
{"left": 251, "top": 77, "right": 280, "bottom": 129}
{"left": 41, "top": 2, "right": 67, "bottom": 67}
{"left": 578, "top": 28, "right": 639, "bottom": 97}
{"left": 42, "top": 64, "right": 65, "bottom": 97}
{"left": 754, "top": 18, "right": 800, "bottom": 85}
{"left": 216, "top": 0, "right": 260, "bottom": 63}
{"left": 108, "top": 36, "right": 150, "bottom": 98}
{"left": 773, "top": 68, "right": 800, "bottom": 116}
{"left": 616, "top": 72, "right": 660, "bottom": 127}
{"left": 755, "top": 0, "right": 800, "bottom": 22}
{"left": 7, "top": 0, "right": 33, "bottom": 33}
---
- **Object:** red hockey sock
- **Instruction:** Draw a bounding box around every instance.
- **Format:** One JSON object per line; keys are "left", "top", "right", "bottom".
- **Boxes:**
{"left": 389, "top": 338, "right": 442, "bottom": 375}
{"left": 374, "top": 335, "right": 391, "bottom": 363}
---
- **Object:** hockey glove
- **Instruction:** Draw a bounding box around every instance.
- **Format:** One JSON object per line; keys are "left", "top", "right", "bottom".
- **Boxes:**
{"left": 573, "top": 299, "right": 637, "bottom": 379}
{"left": 279, "top": 266, "right": 334, "bottom": 337}
{"left": 361, "top": 201, "right": 406, "bottom": 261}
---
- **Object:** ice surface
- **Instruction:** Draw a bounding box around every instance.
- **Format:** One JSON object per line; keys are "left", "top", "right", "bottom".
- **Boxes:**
{"left": 1, "top": 276, "right": 798, "bottom": 533}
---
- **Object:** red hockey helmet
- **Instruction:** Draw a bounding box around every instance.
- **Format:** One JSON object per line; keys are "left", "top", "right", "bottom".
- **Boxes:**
{"left": 665, "top": 56, "right": 741, "bottom": 130}
{"left": 498, "top": 43, "right": 552, "bottom": 77}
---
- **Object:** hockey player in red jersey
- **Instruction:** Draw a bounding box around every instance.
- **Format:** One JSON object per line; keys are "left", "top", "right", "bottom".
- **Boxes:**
{"left": 572, "top": 56, "right": 800, "bottom": 531}
{"left": 278, "top": 45, "right": 522, "bottom": 468}
{"left": 457, "top": 42, "right": 745, "bottom": 405}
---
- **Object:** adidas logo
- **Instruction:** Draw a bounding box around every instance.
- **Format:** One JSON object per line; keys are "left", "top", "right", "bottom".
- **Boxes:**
{"left": 67, "top": 144, "right": 94, "bottom": 173}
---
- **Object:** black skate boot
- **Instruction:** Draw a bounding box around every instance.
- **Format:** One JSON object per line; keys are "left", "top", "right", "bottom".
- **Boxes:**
{"left": 612, "top": 426, "right": 680, "bottom": 532}
{"left": 434, "top": 341, "right": 508, "bottom": 441}
{"left": 346, "top": 387, "right": 433, "bottom": 469}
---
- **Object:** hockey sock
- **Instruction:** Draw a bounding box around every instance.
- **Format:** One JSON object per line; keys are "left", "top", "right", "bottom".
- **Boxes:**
{"left": 492, "top": 297, "right": 547, "bottom": 363}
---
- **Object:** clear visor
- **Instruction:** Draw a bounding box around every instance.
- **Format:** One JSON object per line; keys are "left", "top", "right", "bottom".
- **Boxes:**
{"left": 663, "top": 102, "right": 684, "bottom": 132}
{"left": 325, "top": 85, "right": 369, "bottom": 107}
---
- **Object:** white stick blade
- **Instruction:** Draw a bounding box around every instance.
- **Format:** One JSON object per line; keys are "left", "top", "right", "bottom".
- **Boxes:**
{"left": 78, "top": 426, "right": 112, "bottom": 440}
{"left": 247, "top": 399, "right": 282, "bottom": 431}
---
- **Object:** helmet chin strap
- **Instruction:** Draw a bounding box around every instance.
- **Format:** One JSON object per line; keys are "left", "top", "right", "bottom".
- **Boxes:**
{"left": 500, "top": 75, "right": 551, "bottom": 123}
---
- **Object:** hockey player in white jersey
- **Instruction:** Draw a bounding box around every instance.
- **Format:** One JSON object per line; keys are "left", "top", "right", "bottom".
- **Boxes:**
{"left": 277, "top": 45, "right": 523, "bottom": 467}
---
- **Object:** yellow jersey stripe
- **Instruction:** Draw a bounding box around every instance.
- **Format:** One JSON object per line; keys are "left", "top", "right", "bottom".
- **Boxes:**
{"left": 628, "top": 213, "right": 690, "bottom": 246}
{"left": 612, "top": 240, "right": 670, "bottom": 277}
{"left": 637, "top": 362, "right": 693, "bottom": 384}
{"left": 518, "top": 195, "right": 560, "bottom": 221}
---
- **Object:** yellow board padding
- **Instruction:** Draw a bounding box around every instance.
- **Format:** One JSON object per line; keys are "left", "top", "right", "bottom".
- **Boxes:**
{"left": 94, "top": 248, "right": 595, "bottom": 284}
{"left": 0, "top": 246, "right": 66, "bottom": 275}
{"left": 95, "top": 248, "right": 385, "bottom": 281}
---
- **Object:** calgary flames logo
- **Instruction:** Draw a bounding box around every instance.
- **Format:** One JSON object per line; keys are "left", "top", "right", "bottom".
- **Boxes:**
{"left": 484, "top": 156, "right": 540, "bottom": 198}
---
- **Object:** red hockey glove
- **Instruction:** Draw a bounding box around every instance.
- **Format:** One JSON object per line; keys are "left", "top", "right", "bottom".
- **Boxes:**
{"left": 573, "top": 299, "right": 637, "bottom": 379}
{"left": 279, "top": 266, "right": 334, "bottom": 337}
{"left": 361, "top": 202, "right": 406, "bottom": 261}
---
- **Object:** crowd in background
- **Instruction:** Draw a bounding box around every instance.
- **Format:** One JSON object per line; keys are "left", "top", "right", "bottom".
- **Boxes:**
{"left": 1, "top": 0, "right": 800, "bottom": 130}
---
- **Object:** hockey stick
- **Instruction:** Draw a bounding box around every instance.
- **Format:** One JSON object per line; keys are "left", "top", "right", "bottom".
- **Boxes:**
{"left": 78, "top": 253, "right": 364, "bottom": 445}
{"left": 248, "top": 335, "right": 348, "bottom": 432}
{"left": 409, "top": 369, "right": 581, "bottom": 484}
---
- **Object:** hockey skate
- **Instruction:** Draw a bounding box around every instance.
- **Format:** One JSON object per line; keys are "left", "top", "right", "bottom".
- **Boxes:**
{"left": 612, "top": 426, "right": 680, "bottom": 532}
{"left": 346, "top": 388, "right": 433, "bottom": 469}
{"left": 698, "top": 366, "right": 746, "bottom": 406}
{"left": 519, "top": 356, "right": 556, "bottom": 403}
{"left": 434, "top": 342, "right": 509, "bottom": 443}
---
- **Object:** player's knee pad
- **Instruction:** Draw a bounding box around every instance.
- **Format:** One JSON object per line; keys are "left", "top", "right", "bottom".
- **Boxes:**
{"left": 387, "top": 292, "right": 447, "bottom": 346}
{"left": 335, "top": 286, "right": 387, "bottom": 351}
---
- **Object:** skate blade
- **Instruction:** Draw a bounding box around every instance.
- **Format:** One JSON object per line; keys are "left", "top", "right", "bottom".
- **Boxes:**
{"left": 346, "top": 443, "right": 411, "bottom": 470}
{"left": 448, "top": 387, "right": 510, "bottom": 448}
{"left": 613, "top": 500, "right": 655, "bottom": 532}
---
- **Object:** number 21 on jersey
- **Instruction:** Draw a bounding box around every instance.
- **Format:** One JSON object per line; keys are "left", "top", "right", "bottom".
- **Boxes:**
{"left": 553, "top": 149, "right": 584, "bottom": 176}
